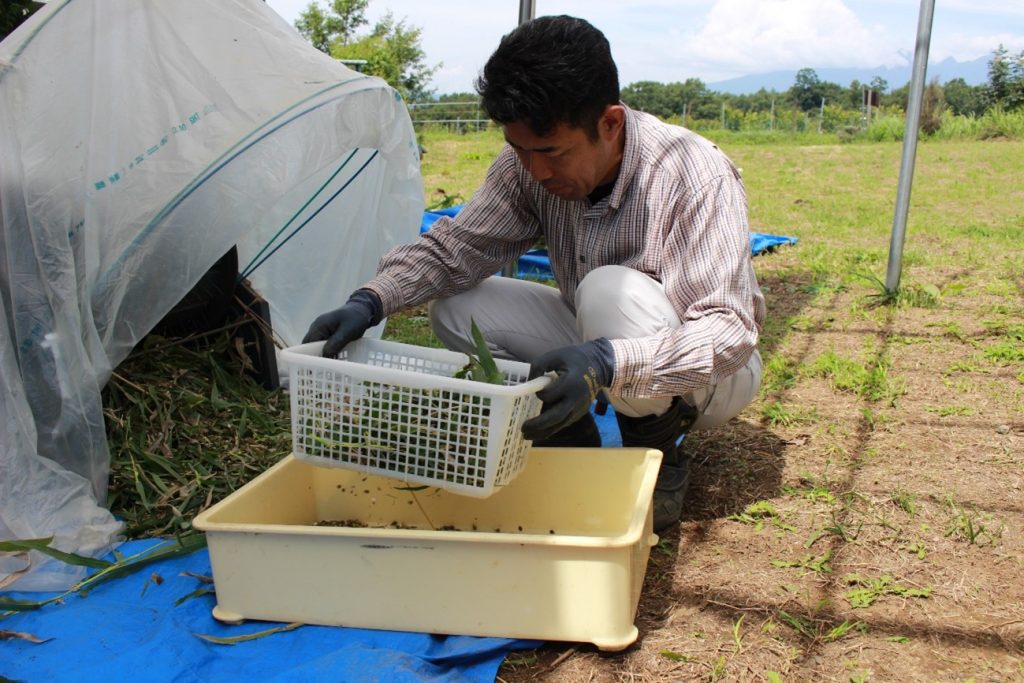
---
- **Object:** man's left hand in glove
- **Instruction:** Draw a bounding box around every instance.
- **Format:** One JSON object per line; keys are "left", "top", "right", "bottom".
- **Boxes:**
{"left": 521, "top": 338, "right": 614, "bottom": 442}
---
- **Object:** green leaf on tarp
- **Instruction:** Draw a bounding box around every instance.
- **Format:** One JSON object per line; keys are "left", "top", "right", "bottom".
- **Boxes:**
{"left": 78, "top": 534, "right": 207, "bottom": 596}
{"left": 0, "top": 597, "right": 46, "bottom": 612}
{"left": 174, "top": 587, "right": 215, "bottom": 606}
{"left": 194, "top": 622, "right": 303, "bottom": 645}
{"left": 180, "top": 571, "right": 214, "bottom": 584}
{"left": 0, "top": 537, "right": 112, "bottom": 569}
{"left": 1, "top": 535, "right": 209, "bottom": 620}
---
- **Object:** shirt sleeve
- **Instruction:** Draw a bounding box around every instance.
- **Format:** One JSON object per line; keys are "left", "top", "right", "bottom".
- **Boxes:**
{"left": 363, "top": 148, "right": 541, "bottom": 315}
{"left": 607, "top": 172, "right": 761, "bottom": 398}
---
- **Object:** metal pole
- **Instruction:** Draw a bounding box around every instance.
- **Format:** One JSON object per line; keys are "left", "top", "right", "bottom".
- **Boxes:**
{"left": 503, "top": 0, "right": 537, "bottom": 279}
{"left": 518, "top": 0, "right": 535, "bottom": 25}
{"left": 885, "top": 0, "right": 935, "bottom": 293}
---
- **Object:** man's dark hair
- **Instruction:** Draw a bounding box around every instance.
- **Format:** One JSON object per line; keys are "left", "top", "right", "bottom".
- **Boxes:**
{"left": 475, "top": 15, "right": 620, "bottom": 140}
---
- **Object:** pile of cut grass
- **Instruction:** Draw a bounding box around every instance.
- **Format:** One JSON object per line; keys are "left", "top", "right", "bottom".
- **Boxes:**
{"left": 103, "top": 329, "right": 291, "bottom": 538}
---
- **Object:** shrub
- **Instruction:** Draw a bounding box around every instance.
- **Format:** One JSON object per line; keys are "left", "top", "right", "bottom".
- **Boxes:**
{"left": 979, "top": 106, "right": 1024, "bottom": 139}
{"left": 932, "top": 111, "right": 982, "bottom": 140}
{"left": 865, "top": 116, "right": 904, "bottom": 142}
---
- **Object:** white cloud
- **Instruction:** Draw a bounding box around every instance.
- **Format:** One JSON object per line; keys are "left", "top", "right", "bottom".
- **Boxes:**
{"left": 934, "top": 32, "right": 1024, "bottom": 62}
{"left": 933, "top": 0, "right": 1024, "bottom": 18}
{"left": 266, "top": 0, "right": 1023, "bottom": 92}
{"left": 653, "top": 0, "right": 901, "bottom": 80}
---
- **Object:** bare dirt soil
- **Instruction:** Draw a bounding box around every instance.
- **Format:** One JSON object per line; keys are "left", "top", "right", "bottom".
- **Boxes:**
{"left": 495, "top": 249, "right": 1024, "bottom": 682}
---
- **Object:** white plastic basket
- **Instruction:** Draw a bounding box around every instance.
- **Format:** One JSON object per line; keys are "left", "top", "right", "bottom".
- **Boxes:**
{"left": 279, "top": 339, "right": 549, "bottom": 497}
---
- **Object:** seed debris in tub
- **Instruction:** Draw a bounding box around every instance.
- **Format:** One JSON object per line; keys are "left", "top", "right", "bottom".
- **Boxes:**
{"left": 315, "top": 520, "right": 421, "bottom": 530}
{"left": 312, "top": 520, "right": 544, "bottom": 534}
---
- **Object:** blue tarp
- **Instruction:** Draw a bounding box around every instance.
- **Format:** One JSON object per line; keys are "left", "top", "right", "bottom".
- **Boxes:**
{"left": 421, "top": 205, "right": 798, "bottom": 281}
{"left": 749, "top": 231, "right": 799, "bottom": 255}
{"left": 1, "top": 538, "right": 539, "bottom": 683}
{"left": 595, "top": 407, "right": 623, "bottom": 446}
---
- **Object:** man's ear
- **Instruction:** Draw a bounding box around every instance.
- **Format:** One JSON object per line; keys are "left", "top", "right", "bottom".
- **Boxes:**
{"left": 600, "top": 104, "right": 626, "bottom": 140}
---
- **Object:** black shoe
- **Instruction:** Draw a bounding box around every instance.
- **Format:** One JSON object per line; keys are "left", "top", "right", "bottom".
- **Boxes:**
{"left": 652, "top": 457, "right": 689, "bottom": 532}
{"left": 615, "top": 398, "right": 699, "bottom": 532}
{"left": 532, "top": 412, "right": 602, "bottom": 448}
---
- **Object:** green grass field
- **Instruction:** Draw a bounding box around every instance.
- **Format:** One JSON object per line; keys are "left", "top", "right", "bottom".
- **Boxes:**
{"left": 406, "top": 128, "right": 1024, "bottom": 355}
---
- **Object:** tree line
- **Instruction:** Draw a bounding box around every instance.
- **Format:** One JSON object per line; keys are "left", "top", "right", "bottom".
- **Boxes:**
{"left": 291, "top": 1, "right": 1023, "bottom": 137}
{"left": 618, "top": 46, "right": 1022, "bottom": 122}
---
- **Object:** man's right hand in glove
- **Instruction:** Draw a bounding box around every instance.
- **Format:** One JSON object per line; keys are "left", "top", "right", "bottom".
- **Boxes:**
{"left": 302, "top": 289, "right": 383, "bottom": 357}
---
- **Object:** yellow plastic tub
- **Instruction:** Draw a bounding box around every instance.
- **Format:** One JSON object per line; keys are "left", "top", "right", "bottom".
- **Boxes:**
{"left": 194, "top": 447, "right": 662, "bottom": 651}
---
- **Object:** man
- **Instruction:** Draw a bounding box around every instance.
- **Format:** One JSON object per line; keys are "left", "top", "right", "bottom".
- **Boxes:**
{"left": 304, "top": 15, "right": 765, "bottom": 531}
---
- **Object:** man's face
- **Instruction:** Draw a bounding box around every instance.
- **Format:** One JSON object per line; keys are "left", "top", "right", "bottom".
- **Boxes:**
{"left": 503, "top": 105, "right": 625, "bottom": 202}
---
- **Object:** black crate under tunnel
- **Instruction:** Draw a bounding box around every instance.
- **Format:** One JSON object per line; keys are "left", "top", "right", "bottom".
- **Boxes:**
{"left": 149, "top": 246, "right": 279, "bottom": 390}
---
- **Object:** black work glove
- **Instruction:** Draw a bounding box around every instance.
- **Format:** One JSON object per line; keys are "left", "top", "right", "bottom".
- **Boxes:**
{"left": 302, "top": 289, "right": 383, "bottom": 358}
{"left": 521, "top": 338, "right": 614, "bottom": 442}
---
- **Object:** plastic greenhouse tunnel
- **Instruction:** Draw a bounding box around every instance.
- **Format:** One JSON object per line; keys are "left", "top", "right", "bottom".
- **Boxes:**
{"left": 0, "top": 0, "right": 424, "bottom": 590}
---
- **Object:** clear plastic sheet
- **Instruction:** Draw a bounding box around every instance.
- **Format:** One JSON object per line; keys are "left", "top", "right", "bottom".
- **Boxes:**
{"left": 0, "top": 0, "right": 422, "bottom": 590}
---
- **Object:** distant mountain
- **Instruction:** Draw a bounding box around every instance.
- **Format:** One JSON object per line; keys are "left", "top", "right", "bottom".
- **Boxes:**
{"left": 706, "top": 55, "right": 989, "bottom": 94}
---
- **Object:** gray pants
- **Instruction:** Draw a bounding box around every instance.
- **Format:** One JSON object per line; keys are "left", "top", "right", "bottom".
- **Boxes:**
{"left": 429, "top": 265, "right": 762, "bottom": 431}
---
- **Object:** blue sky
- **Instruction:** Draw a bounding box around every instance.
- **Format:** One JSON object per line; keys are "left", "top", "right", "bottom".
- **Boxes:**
{"left": 266, "top": 0, "right": 1024, "bottom": 94}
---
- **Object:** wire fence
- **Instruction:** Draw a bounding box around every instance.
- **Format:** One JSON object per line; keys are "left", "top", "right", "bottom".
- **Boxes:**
{"left": 406, "top": 98, "right": 1006, "bottom": 141}
{"left": 408, "top": 101, "right": 492, "bottom": 132}
{"left": 406, "top": 99, "right": 882, "bottom": 135}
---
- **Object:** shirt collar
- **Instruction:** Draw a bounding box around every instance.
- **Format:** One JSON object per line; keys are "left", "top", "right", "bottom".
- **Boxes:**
{"left": 607, "top": 105, "right": 641, "bottom": 211}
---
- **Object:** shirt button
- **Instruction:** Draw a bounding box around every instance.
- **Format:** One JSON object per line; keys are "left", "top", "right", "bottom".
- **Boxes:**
{"left": 579, "top": 255, "right": 586, "bottom": 263}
